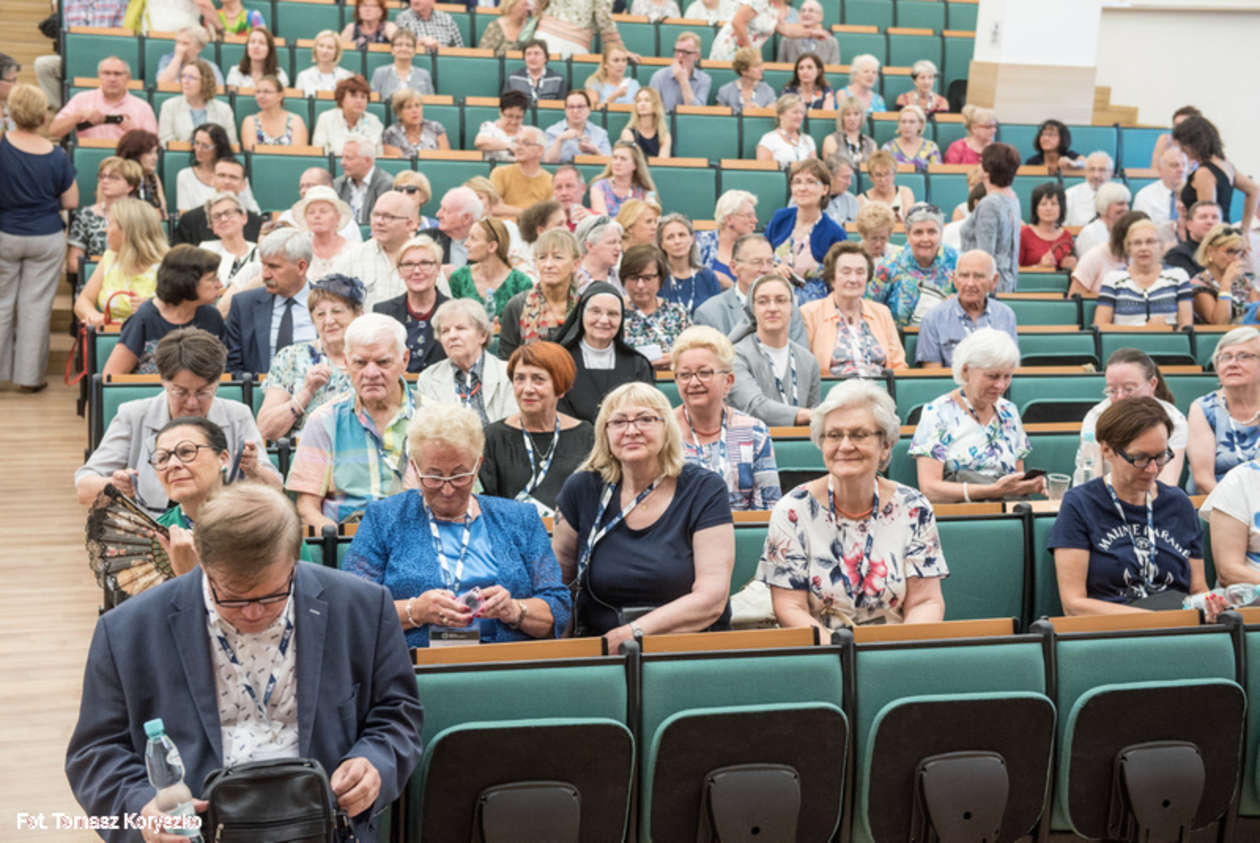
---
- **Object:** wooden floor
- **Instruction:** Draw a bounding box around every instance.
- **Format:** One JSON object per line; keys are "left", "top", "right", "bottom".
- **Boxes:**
{"left": 0, "top": 380, "right": 106, "bottom": 838}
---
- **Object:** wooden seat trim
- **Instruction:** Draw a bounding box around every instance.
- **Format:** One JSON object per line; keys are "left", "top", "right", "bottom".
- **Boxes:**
{"left": 641, "top": 626, "right": 819, "bottom": 653}
{"left": 1047, "top": 609, "right": 1200, "bottom": 635}
{"left": 853, "top": 617, "right": 1016, "bottom": 643}
{"left": 414, "top": 636, "right": 607, "bottom": 665}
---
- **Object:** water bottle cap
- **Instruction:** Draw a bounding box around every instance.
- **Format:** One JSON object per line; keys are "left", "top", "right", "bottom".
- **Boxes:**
{"left": 143, "top": 718, "right": 166, "bottom": 738}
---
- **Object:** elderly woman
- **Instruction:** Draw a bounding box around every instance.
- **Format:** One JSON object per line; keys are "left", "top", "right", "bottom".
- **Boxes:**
{"left": 239, "top": 75, "right": 309, "bottom": 149}
{"left": 474, "top": 91, "right": 530, "bottom": 163}
{"left": 103, "top": 245, "right": 225, "bottom": 375}
{"left": 1075, "top": 348, "right": 1188, "bottom": 486}
{"left": 657, "top": 214, "right": 724, "bottom": 314}
{"left": 574, "top": 215, "right": 623, "bottom": 292}
{"left": 415, "top": 299, "right": 517, "bottom": 423}
{"left": 759, "top": 380, "right": 947, "bottom": 629}
{"left": 480, "top": 341, "right": 595, "bottom": 516}
{"left": 448, "top": 218, "right": 533, "bottom": 322}
{"left": 696, "top": 189, "right": 759, "bottom": 285}
{"left": 342, "top": 0, "right": 398, "bottom": 48}
{"left": 1073, "top": 181, "right": 1132, "bottom": 258}
{"left": 858, "top": 150, "right": 915, "bottom": 222}
{"left": 225, "top": 27, "right": 289, "bottom": 90}
{"left": 116, "top": 129, "right": 168, "bottom": 218}
{"left": 553, "top": 381, "right": 735, "bottom": 649}
{"left": 766, "top": 158, "right": 847, "bottom": 303}
{"left": 1051, "top": 397, "right": 1208, "bottom": 614}
{"left": 834, "top": 54, "right": 884, "bottom": 114}
{"left": 1187, "top": 326, "right": 1260, "bottom": 493}
{"left": 821, "top": 97, "right": 877, "bottom": 166}
{"left": 1025, "top": 119, "right": 1085, "bottom": 174}
{"left": 75, "top": 328, "right": 278, "bottom": 514}
{"left": 198, "top": 192, "right": 257, "bottom": 290}
{"left": 869, "top": 202, "right": 957, "bottom": 328}
{"left": 151, "top": 417, "right": 233, "bottom": 574}
{"left": 961, "top": 142, "right": 1022, "bottom": 293}
{"left": 371, "top": 235, "right": 448, "bottom": 373}
{"left": 802, "top": 241, "right": 906, "bottom": 377}
{"left": 730, "top": 274, "right": 821, "bottom": 426}
{"left": 554, "top": 281, "right": 655, "bottom": 423}
{"left": 344, "top": 402, "right": 570, "bottom": 647}
{"left": 479, "top": 0, "right": 536, "bottom": 55}
{"left": 176, "top": 124, "right": 261, "bottom": 214}
{"left": 312, "top": 75, "right": 384, "bottom": 156}
{"left": 618, "top": 199, "right": 662, "bottom": 249}
{"left": 710, "top": 0, "right": 828, "bottom": 61}
{"left": 590, "top": 142, "right": 658, "bottom": 218}
{"left": 756, "top": 94, "right": 817, "bottom": 170}
{"left": 621, "top": 243, "right": 691, "bottom": 369}
{"left": 896, "top": 59, "right": 949, "bottom": 114}
{"left": 256, "top": 274, "right": 362, "bottom": 440}
{"left": 882, "top": 105, "right": 941, "bottom": 172}
{"left": 294, "top": 30, "right": 354, "bottom": 97}
{"left": 944, "top": 104, "right": 997, "bottom": 165}
{"left": 1174, "top": 114, "right": 1257, "bottom": 228}
{"left": 853, "top": 201, "right": 900, "bottom": 264}
{"left": 715, "top": 46, "right": 777, "bottom": 114}
{"left": 910, "top": 328, "right": 1044, "bottom": 502}
{"left": 1093, "top": 219, "right": 1193, "bottom": 329}
{"left": 783, "top": 53, "right": 835, "bottom": 111}
{"left": 499, "top": 228, "right": 582, "bottom": 360}
{"left": 1200, "top": 459, "right": 1260, "bottom": 586}
{"left": 1069, "top": 210, "right": 1149, "bottom": 298}
{"left": 67, "top": 156, "right": 142, "bottom": 274}
{"left": 293, "top": 185, "right": 353, "bottom": 280}
{"left": 382, "top": 88, "right": 450, "bottom": 157}
{"left": 158, "top": 59, "right": 236, "bottom": 145}
{"left": 1191, "top": 223, "right": 1258, "bottom": 324}
{"left": 74, "top": 198, "right": 168, "bottom": 327}
{"left": 370, "top": 30, "right": 435, "bottom": 101}
{"left": 672, "top": 325, "right": 781, "bottom": 511}
{"left": 1020, "top": 181, "right": 1076, "bottom": 271}
{"left": 154, "top": 25, "right": 224, "bottom": 87}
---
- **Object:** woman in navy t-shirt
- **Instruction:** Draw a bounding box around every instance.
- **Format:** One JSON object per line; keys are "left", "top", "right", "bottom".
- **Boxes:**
{"left": 1049, "top": 396, "right": 1209, "bottom": 613}
{"left": 553, "top": 381, "right": 734, "bottom": 651}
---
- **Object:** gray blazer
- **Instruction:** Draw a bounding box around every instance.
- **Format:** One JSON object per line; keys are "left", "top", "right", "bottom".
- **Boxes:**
{"left": 334, "top": 167, "right": 396, "bottom": 224}
{"left": 693, "top": 286, "right": 809, "bottom": 347}
{"left": 729, "top": 334, "right": 822, "bottom": 426}
{"left": 74, "top": 395, "right": 278, "bottom": 514}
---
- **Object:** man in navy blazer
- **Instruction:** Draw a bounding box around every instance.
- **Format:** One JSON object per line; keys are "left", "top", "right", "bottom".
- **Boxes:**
{"left": 225, "top": 228, "right": 317, "bottom": 376}
{"left": 65, "top": 484, "right": 423, "bottom": 843}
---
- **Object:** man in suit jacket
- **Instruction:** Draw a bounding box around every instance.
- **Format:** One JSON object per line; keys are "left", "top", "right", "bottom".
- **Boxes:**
{"left": 695, "top": 234, "right": 808, "bottom": 345}
{"left": 334, "top": 138, "right": 395, "bottom": 226}
{"left": 173, "top": 157, "right": 265, "bottom": 245}
{"left": 225, "top": 229, "right": 316, "bottom": 375}
{"left": 65, "top": 483, "right": 423, "bottom": 843}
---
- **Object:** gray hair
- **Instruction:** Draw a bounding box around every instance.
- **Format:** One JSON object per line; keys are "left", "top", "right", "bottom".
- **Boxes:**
{"left": 341, "top": 136, "right": 375, "bottom": 160}
{"left": 714, "top": 189, "right": 757, "bottom": 227}
{"left": 910, "top": 59, "right": 938, "bottom": 79}
{"left": 848, "top": 54, "right": 880, "bottom": 82}
{"left": 575, "top": 214, "right": 622, "bottom": 253}
{"left": 951, "top": 327, "right": 1020, "bottom": 384}
{"left": 519, "top": 125, "right": 546, "bottom": 145}
{"left": 258, "top": 227, "right": 313, "bottom": 264}
{"left": 443, "top": 186, "right": 485, "bottom": 220}
{"left": 1093, "top": 181, "right": 1131, "bottom": 215}
{"left": 809, "top": 380, "right": 900, "bottom": 463}
{"left": 1086, "top": 150, "right": 1115, "bottom": 171}
{"left": 1212, "top": 326, "right": 1260, "bottom": 369}
{"left": 203, "top": 191, "right": 244, "bottom": 219}
{"left": 177, "top": 25, "right": 210, "bottom": 47}
{"left": 406, "top": 403, "right": 486, "bottom": 462}
{"left": 904, "top": 202, "right": 944, "bottom": 230}
{"left": 344, "top": 312, "right": 406, "bottom": 356}
{"left": 433, "top": 298, "right": 494, "bottom": 347}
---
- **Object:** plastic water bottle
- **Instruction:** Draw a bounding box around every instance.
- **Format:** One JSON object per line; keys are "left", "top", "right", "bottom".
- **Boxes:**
{"left": 1073, "top": 438, "right": 1099, "bottom": 487}
{"left": 144, "top": 718, "right": 203, "bottom": 840}
{"left": 1183, "top": 584, "right": 1260, "bottom": 612}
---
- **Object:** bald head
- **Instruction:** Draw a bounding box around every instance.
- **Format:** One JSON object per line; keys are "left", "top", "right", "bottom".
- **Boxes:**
{"left": 369, "top": 190, "right": 418, "bottom": 249}
{"left": 954, "top": 250, "right": 997, "bottom": 313}
{"left": 299, "top": 167, "right": 334, "bottom": 198}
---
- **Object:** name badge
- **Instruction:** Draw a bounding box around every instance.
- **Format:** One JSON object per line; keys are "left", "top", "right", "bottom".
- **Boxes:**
{"left": 428, "top": 625, "right": 482, "bottom": 648}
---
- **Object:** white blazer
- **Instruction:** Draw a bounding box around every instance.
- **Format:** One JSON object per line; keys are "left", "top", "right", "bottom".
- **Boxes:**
{"left": 158, "top": 96, "right": 238, "bottom": 146}
{"left": 415, "top": 352, "right": 519, "bottom": 423}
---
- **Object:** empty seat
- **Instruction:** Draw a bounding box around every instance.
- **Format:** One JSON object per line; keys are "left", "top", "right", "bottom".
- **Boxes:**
{"left": 937, "top": 514, "right": 1028, "bottom": 623}
{"left": 65, "top": 28, "right": 141, "bottom": 81}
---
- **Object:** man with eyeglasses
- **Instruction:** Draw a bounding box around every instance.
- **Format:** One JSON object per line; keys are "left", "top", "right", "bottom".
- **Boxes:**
{"left": 334, "top": 138, "right": 395, "bottom": 226}
{"left": 75, "top": 328, "right": 278, "bottom": 514}
{"left": 277, "top": 168, "right": 363, "bottom": 243}
{"left": 67, "top": 482, "right": 423, "bottom": 843}
{"left": 174, "top": 158, "right": 265, "bottom": 245}
{"left": 1164, "top": 200, "right": 1222, "bottom": 279}
{"left": 649, "top": 32, "right": 711, "bottom": 111}
{"left": 226, "top": 228, "right": 318, "bottom": 376}
{"left": 334, "top": 191, "right": 426, "bottom": 311}
{"left": 490, "top": 126, "right": 554, "bottom": 218}
{"left": 695, "top": 234, "right": 808, "bottom": 344}
{"left": 49, "top": 56, "right": 157, "bottom": 141}
{"left": 543, "top": 90, "right": 611, "bottom": 164}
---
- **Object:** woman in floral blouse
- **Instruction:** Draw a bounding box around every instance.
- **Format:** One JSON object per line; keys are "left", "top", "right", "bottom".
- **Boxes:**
{"left": 909, "top": 328, "right": 1047, "bottom": 503}
{"left": 620, "top": 244, "right": 690, "bottom": 369}
{"left": 758, "top": 379, "right": 947, "bottom": 629}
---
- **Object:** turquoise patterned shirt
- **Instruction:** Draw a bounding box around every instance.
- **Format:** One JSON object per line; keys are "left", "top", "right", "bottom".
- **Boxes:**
{"left": 867, "top": 244, "right": 959, "bottom": 327}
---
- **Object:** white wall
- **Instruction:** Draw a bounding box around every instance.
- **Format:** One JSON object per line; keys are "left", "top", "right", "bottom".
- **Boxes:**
{"left": 974, "top": 0, "right": 1101, "bottom": 66}
{"left": 1096, "top": 3, "right": 1260, "bottom": 198}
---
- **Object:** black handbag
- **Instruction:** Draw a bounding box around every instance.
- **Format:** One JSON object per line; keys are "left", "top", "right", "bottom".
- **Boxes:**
{"left": 201, "top": 757, "right": 357, "bottom": 843}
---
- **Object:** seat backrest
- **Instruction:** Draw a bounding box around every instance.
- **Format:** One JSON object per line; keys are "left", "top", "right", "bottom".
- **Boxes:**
{"left": 1026, "top": 430, "right": 1080, "bottom": 478}
{"left": 1241, "top": 623, "right": 1260, "bottom": 817}
{"left": 673, "top": 108, "right": 740, "bottom": 160}
{"left": 432, "top": 50, "right": 502, "bottom": 99}
{"left": 74, "top": 145, "right": 119, "bottom": 206}
{"left": 890, "top": 374, "right": 955, "bottom": 423}
{"left": 739, "top": 112, "right": 779, "bottom": 158}
{"left": 1098, "top": 328, "right": 1194, "bottom": 366}
{"left": 1067, "top": 125, "right": 1119, "bottom": 162}
{"left": 1016, "top": 271, "right": 1071, "bottom": 294}
{"left": 843, "top": 0, "right": 894, "bottom": 29}
{"left": 717, "top": 164, "right": 787, "bottom": 227}
{"left": 946, "top": 2, "right": 979, "bottom": 31}
{"left": 885, "top": 30, "right": 943, "bottom": 70}
{"left": 1030, "top": 512, "right": 1064, "bottom": 620}
{"left": 940, "top": 32, "right": 975, "bottom": 90}
{"left": 66, "top": 29, "right": 140, "bottom": 80}
{"left": 274, "top": 0, "right": 344, "bottom": 37}
{"left": 652, "top": 162, "right": 718, "bottom": 222}
{"left": 1007, "top": 373, "right": 1104, "bottom": 415}
{"left": 1001, "top": 296, "right": 1079, "bottom": 326}
{"left": 897, "top": 1, "right": 947, "bottom": 31}
{"left": 732, "top": 524, "right": 769, "bottom": 592}
{"left": 1017, "top": 331, "right": 1099, "bottom": 367}
{"left": 832, "top": 28, "right": 888, "bottom": 66}
{"left": 248, "top": 150, "right": 331, "bottom": 213}
{"left": 937, "top": 514, "right": 1027, "bottom": 623}
{"left": 926, "top": 170, "right": 970, "bottom": 214}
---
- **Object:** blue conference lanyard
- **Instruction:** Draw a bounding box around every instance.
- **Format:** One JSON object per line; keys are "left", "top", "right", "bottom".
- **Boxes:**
{"left": 1103, "top": 478, "right": 1157, "bottom": 574}
{"left": 519, "top": 417, "right": 561, "bottom": 498}
{"left": 754, "top": 337, "right": 798, "bottom": 405}
{"left": 577, "top": 477, "right": 662, "bottom": 581}
{"left": 422, "top": 497, "right": 473, "bottom": 594}
{"left": 213, "top": 615, "right": 294, "bottom": 722}
{"left": 684, "top": 406, "right": 728, "bottom": 478}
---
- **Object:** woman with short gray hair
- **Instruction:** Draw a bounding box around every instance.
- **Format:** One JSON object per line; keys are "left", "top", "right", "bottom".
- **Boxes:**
{"left": 696, "top": 189, "right": 759, "bottom": 285}
{"left": 758, "top": 380, "right": 947, "bottom": 630}
{"left": 910, "top": 327, "right": 1045, "bottom": 502}
{"left": 416, "top": 299, "right": 518, "bottom": 423}
{"left": 867, "top": 201, "right": 958, "bottom": 327}
{"left": 1186, "top": 326, "right": 1260, "bottom": 492}
{"left": 575, "top": 214, "right": 623, "bottom": 293}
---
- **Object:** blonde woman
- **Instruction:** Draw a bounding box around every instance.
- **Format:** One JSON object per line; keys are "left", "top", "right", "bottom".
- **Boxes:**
{"left": 619, "top": 87, "right": 672, "bottom": 159}
{"left": 858, "top": 150, "right": 915, "bottom": 222}
{"left": 1191, "top": 223, "right": 1258, "bottom": 324}
{"left": 448, "top": 218, "right": 535, "bottom": 320}
{"left": 756, "top": 94, "right": 816, "bottom": 169}
{"left": 585, "top": 44, "right": 640, "bottom": 108}
{"left": 239, "top": 74, "right": 308, "bottom": 150}
{"left": 837, "top": 54, "right": 885, "bottom": 114}
{"left": 590, "top": 141, "right": 658, "bottom": 217}
{"left": 881, "top": 105, "right": 941, "bottom": 172}
{"left": 821, "top": 96, "right": 876, "bottom": 165}
{"left": 382, "top": 88, "right": 450, "bottom": 156}
{"left": 479, "top": 0, "right": 538, "bottom": 56}
{"left": 943, "top": 104, "right": 997, "bottom": 165}
{"left": 714, "top": 46, "right": 776, "bottom": 114}
{"left": 74, "top": 199, "right": 168, "bottom": 327}
{"left": 295, "top": 30, "right": 354, "bottom": 97}
{"left": 618, "top": 198, "right": 663, "bottom": 247}
{"left": 393, "top": 170, "right": 438, "bottom": 230}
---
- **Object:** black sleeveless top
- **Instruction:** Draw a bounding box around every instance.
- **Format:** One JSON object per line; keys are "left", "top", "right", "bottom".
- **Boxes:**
{"left": 632, "top": 128, "right": 660, "bottom": 159}
{"left": 1181, "top": 160, "right": 1234, "bottom": 219}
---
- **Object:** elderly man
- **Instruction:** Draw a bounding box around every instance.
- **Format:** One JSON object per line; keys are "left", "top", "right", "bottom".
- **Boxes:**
{"left": 396, "top": 0, "right": 464, "bottom": 49}
{"left": 334, "top": 138, "right": 395, "bottom": 226}
{"left": 868, "top": 203, "right": 958, "bottom": 327}
{"left": 650, "top": 32, "right": 712, "bottom": 110}
{"left": 48, "top": 57, "right": 157, "bottom": 141}
{"left": 1134, "top": 146, "right": 1189, "bottom": 244}
{"left": 334, "top": 190, "right": 423, "bottom": 310}
{"left": 287, "top": 313, "right": 418, "bottom": 529}
{"left": 74, "top": 328, "right": 279, "bottom": 514}
{"left": 695, "top": 234, "right": 808, "bottom": 344}
{"left": 553, "top": 164, "right": 592, "bottom": 230}
{"left": 916, "top": 250, "right": 1019, "bottom": 368}
{"left": 277, "top": 167, "right": 363, "bottom": 242}
{"left": 1165, "top": 200, "right": 1222, "bottom": 278}
{"left": 226, "top": 228, "right": 317, "bottom": 375}
{"left": 776, "top": 0, "right": 839, "bottom": 64}
{"left": 490, "top": 127, "right": 554, "bottom": 217}
{"left": 1063, "top": 151, "right": 1115, "bottom": 227}
{"left": 823, "top": 155, "right": 860, "bottom": 225}
{"left": 1073, "top": 181, "right": 1131, "bottom": 257}
{"left": 429, "top": 186, "right": 484, "bottom": 270}
{"left": 544, "top": 90, "right": 611, "bottom": 164}
{"left": 174, "top": 157, "right": 265, "bottom": 245}
{"left": 505, "top": 39, "right": 568, "bottom": 105}
{"left": 154, "top": 25, "right": 224, "bottom": 85}
{"left": 66, "top": 482, "right": 423, "bottom": 843}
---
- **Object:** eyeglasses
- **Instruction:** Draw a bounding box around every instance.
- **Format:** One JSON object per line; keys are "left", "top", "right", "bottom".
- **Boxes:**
{"left": 193, "top": 141, "right": 215, "bottom": 150}
{"left": 150, "top": 441, "right": 217, "bottom": 469}
{"left": 607, "top": 414, "right": 663, "bottom": 431}
{"left": 210, "top": 209, "right": 241, "bottom": 221}
{"left": 371, "top": 211, "right": 411, "bottom": 222}
{"left": 624, "top": 272, "right": 660, "bottom": 285}
{"left": 676, "top": 369, "right": 728, "bottom": 383}
{"left": 417, "top": 469, "right": 479, "bottom": 489}
{"left": 1102, "top": 384, "right": 1144, "bottom": 398}
{"left": 822, "top": 428, "right": 881, "bottom": 444}
{"left": 1112, "top": 446, "right": 1174, "bottom": 470}
{"left": 208, "top": 570, "right": 295, "bottom": 610}
{"left": 399, "top": 259, "right": 439, "bottom": 271}
{"left": 791, "top": 179, "right": 824, "bottom": 189}
{"left": 165, "top": 383, "right": 218, "bottom": 402}
{"left": 1217, "top": 351, "right": 1259, "bottom": 365}
{"left": 673, "top": 47, "right": 699, "bottom": 56}
{"left": 397, "top": 185, "right": 421, "bottom": 195}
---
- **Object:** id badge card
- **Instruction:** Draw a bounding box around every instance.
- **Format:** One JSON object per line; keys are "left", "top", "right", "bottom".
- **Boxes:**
{"left": 429, "top": 625, "right": 482, "bottom": 647}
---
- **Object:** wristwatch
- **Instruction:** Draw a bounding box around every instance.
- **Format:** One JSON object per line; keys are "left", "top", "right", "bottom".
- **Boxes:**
{"left": 514, "top": 599, "right": 529, "bottom": 628}
{"left": 630, "top": 621, "right": 645, "bottom": 640}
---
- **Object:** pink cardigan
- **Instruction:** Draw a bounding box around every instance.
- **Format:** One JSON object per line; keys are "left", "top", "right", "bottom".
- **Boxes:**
{"left": 800, "top": 296, "right": 908, "bottom": 373}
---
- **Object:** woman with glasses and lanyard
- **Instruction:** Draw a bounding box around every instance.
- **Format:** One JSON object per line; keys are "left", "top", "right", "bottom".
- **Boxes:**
{"left": 1050, "top": 396, "right": 1210, "bottom": 615}
{"left": 344, "top": 403, "right": 570, "bottom": 648}
{"left": 621, "top": 244, "right": 691, "bottom": 370}
{"left": 729, "top": 274, "right": 821, "bottom": 426}
{"left": 553, "top": 381, "right": 734, "bottom": 651}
